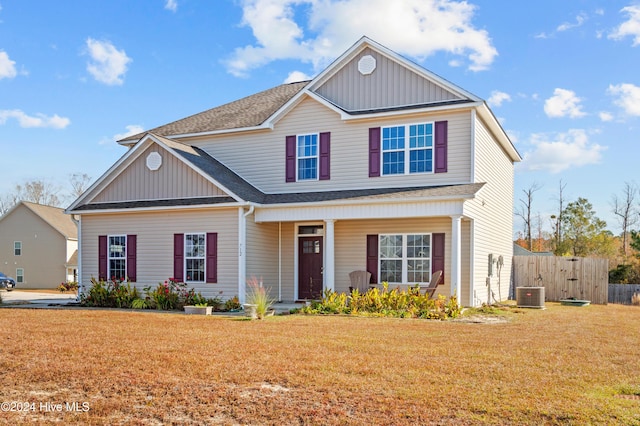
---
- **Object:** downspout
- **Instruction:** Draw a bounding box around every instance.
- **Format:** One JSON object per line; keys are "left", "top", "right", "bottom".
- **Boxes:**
{"left": 238, "top": 204, "right": 255, "bottom": 304}
{"left": 278, "top": 221, "right": 282, "bottom": 302}
{"left": 70, "top": 214, "right": 82, "bottom": 303}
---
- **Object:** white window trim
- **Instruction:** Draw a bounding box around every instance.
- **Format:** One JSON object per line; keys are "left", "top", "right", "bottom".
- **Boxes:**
{"left": 107, "top": 234, "right": 127, "bottom": 281}
{"left": 14, "top": 241, "right": 21, "bottom": 256}
{"left": 184, "top": 232, "right": 206, "bottom": 283}
{"left": 379, "top": 233, "right": 432, "bottom": 284}
{"left": 16, "top": 268, "right": 24, "bottom": 283}
{"left": 381, "top": 122, "right": 435, "bottom": 176}
{"left": 296, "top": 133, "right": 319, "bottom": 181}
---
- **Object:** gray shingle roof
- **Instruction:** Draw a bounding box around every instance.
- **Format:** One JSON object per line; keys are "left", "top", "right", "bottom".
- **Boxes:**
{"left": 119, "top": 81, "right": 309, "bottom": 143}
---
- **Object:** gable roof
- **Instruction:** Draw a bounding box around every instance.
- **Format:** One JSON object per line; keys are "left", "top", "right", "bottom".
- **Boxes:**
{"left": 119, "top": 81, "right": 309, "bottom": 144}
{"left": 1, "top": 201, "right": 78, "bottom": 239}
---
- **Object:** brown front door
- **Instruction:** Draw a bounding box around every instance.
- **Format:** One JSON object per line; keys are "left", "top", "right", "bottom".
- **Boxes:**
{"left": 298, "top": 236, "right": 323, "bottom": 299}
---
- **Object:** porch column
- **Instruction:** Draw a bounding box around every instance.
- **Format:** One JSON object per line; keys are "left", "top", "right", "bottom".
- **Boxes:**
{"left": 324, "top": 219, "right": 336, "bottom": 292}
{"left": 450, "top": 215, "right": 462, "bottom": 303}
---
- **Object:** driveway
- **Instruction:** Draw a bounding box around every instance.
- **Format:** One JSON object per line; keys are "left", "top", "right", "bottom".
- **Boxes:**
{"left": 0, "top": 290, "right": 77, "bottom": 307}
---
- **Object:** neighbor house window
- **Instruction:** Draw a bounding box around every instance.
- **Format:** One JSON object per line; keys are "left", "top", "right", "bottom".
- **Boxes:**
{"left": 382, "top": 123, "right": 433, "bottom": 175}
{"left": 185, "top": 233, "right": 205, "bottom": 282}
{"left": 14, "top": 241, "right": 21, "bottom": 256}
{"left": 379, "top": 234, "right": 431, "bottom": 283}
{"left": 16, "top": 268, "right": 24, "bottom": 283}
{"left": 297, "top": 134, "right": 318, "bottom": 180}
{"left": 108, "top": 235, "right": 126, "bottom": 281}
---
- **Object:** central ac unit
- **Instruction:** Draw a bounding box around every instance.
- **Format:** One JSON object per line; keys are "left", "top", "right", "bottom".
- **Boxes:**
{"left": 516, "top": 287, "right": 545, "bottom": 309}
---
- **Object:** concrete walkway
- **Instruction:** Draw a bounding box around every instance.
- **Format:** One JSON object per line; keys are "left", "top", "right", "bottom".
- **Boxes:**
{"left": 0, "top": 290, "right": 77, "bottom": 307}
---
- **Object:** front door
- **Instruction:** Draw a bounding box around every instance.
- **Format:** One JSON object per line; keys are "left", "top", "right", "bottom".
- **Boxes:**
{"left": 298, "top": 236, "right": 323, "bottom": 299}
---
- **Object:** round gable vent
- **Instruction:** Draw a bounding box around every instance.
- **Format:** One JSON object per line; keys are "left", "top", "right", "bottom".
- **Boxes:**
{"left": 358, "top": 55, "right": 376, "bottom": 75}
{"left": 146, "top": 152, "right": 162, "bottom": 171}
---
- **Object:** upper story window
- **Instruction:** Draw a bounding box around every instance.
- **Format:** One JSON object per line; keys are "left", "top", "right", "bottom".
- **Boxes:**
{"left": 185, "top": 233, "right": 205, "bottom": 283}
{"left": 108, "top": 235, "right": 126, "bottom": 281}
{"left": 14, "top": 241, "right": 22, "bottom": 256}
{"left": 382, "top": 123, "right": 433, "bottom": 175}
{"left": 297, "top": 134, "right": 318, "bottom": 181}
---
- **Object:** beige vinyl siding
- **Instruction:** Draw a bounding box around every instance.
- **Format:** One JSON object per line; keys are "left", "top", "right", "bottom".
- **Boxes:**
{"left": 93, "top": 144, "right": 228, "bottom": 203}
{"left": 0, "top": 204, "right": 67, "bottom": 288}
{"left": 193, "top": 98, "right": 472, "bottom": 193}
{"left": 315, "top": 47, "right": 462, "bottom": 111}
{"left": 333, "top": 217, "right": 471, "bottom": 303}
{"left": 464, "top": 115, "right": 515, "bottom": 306}
{"left": 80, "top": 208, "right": 238, "bottom": 300}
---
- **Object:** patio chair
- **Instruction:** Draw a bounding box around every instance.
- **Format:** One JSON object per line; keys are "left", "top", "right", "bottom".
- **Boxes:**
{"left": 424, "top": 270, "right": 443, "bottom": 298}
{"left": 349, "top": 270, "right": 372, "bottom": 293}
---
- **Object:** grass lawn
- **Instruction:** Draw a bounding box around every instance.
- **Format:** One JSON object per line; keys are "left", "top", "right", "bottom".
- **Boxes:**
{"left": 1, "top": 303, "right": 639, "bottom": 425}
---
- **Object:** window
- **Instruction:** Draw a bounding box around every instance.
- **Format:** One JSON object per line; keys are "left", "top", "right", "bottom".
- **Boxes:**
{"left": 16, "top": 268, "right": 24, "bottom": 283}
{"left": 14, "top": 241, "right": 21, "bottom": 256}
{"left": 108, "top": 235, "right": 126, "bottom": 281}
{"left": 297, "top": 134, "right": 318, "bottom": 180}
{"left": 381, "top": 123, "right": 433, "bottom": 175}
{"left": 185, "top": 233, "right": 205, "bottom": 282}
{"left": 379, "top": 234, "right": 431, "bottom": 283}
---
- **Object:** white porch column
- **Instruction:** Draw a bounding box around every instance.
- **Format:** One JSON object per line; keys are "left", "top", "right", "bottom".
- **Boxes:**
{"left": 450, "top": 215, "right": 462, "bottom": 303}
{"left": 324, "top": 219, "right": 336, "bottom": 292}
{"left": 238, "top": 207, "right": 247, "bottom": 304}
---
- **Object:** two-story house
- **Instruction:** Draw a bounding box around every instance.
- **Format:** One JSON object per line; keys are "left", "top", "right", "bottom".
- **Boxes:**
{"left": 66, "top": 37, "right": 521, "bottom": 306}
{"left": 0, "top": 201, "right": 78, "bottom": 288}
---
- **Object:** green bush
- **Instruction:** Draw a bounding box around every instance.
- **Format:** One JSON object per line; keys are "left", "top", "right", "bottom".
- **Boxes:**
{"left": 301, "top": 282, "right": 462, "bottom": 320}
{"left": 81, "top": 278, "right": 139, "bottom": 308}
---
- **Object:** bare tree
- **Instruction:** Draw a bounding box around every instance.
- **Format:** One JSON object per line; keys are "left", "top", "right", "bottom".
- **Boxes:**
{"left": 69, "top": 173, "right": 92, "bottom": 199}
{"left": 516, "top": 182, "right": 542, "bottom": 251}
{"left": 14, "top": 179, "right": 62, "bottom": 207}
{"left": 550, "top": 179, "right": 567, "bottom": 255}
{"left": 612, "top": 181, "right": 639, "bottom": 258}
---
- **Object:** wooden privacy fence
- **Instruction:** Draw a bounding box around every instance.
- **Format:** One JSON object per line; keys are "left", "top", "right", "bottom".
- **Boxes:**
{"left": 608, "top": 284, "right": 640, "bottom": 305}
{"left": 512, "top": 256, "right": 609, "bottom": 304}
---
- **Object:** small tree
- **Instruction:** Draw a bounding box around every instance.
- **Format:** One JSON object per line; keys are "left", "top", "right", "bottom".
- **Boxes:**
{"left": 515, "top": 182, "right": 542, "bottom": 251}
{"left": 561, "top": 197, "right": 609, "bottom": 257}
{"left": 611, "top": 182, "right": 639, "bottom": 258}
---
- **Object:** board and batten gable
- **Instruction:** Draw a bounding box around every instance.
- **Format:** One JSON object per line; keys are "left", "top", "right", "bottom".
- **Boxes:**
{"left": 188, "top": 97, "right": 473, "bottom": 194}
{"left": 314, "top": 47, "right": 463, "bottom": 111}
{"left": 80, "top": 209, "right": 238, "bottom": 299}
{"left": 463, "top": 113, "right": 516, "bottom": 306}
{"left": 91, "top": 143, "right": 229, "bottom": 204}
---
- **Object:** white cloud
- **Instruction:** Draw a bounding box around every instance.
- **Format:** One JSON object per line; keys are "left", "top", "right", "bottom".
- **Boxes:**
{"left": 544, "top": 88, "right": 586, "bottom": 118}
{"left": 557, "top": 13, "right": 587, "bottom": 32}
{"left": 598, "top": 111, "right": 614, "bottom": 122}
{"left": 487, "top": 90, "right": 511, "bottom": 108}
{"left": 0, "top": 51, "right": 17, "bottom": 79}
{"left": 521, "top": 129, "right": 605, "bottom": 173}
{"left": 225, "top": 0, "right": 497, "bottom": 77}
{"left": 0, "top": 109, "right": 70, "bottom": 129}
{"left": 84, "top": 38, "right": 132, "bottom": 85}
{"left": 165, "top": 0, "right": 177, "bottom": 12}
{"left": 608, "top": 83, "right": 640, "bottom": 116}
{"left": 113, "top": 124, "right": 144, "bottom": 141}
{"left": 609, "top": 5, "right": 640, "bottom": 45}
{"left": 283, "top": 70, "right": 312, "bottom": 83}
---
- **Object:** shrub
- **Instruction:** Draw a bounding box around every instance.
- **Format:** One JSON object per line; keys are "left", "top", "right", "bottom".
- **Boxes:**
{"left": 246, "top": 276, "right": 275, "bottom": 319}
{"left": 144, "top": 279, "right": 186, "bottom": 310}
{"left": 81, "top": 278, "right": 139, "bottom": 308}
{"left": 224, "top": 296, "right": 242, "bottom": 311}
{"left": 301, "top": 282, "right": 462, "bottom": 320}
{"left": 58, "top": 281, "right": 79, "bottom": 293}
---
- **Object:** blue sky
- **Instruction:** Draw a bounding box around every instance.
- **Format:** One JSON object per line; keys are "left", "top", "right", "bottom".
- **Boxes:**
{"left": 1, "top": 0, "right": 639, "bottom": 237}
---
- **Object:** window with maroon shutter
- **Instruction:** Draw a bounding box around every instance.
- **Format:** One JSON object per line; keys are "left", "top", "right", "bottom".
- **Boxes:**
{"left": 173, "top": 233, "right": 184, "bottom": 281}
{"left": 434, "top": 121, "right": 448, "bottom": 173}
{"left": 126, "top": 235, "right": 137, "bottom": 282}
{"left": 369, "top": 127, "right": 381, "bottom": 177}
{"left": 366, "top": 234, "right": 378, "bottom": 283}
{"left": 98, "top": 235, "right": 107, "bottom": 281}
{"left": 206, "top": 232, "right": 218, "bottom": 283}
{"left": 431, "top": 233, "right": 445, "bottom": 285}
{"left": 319, "top": 132, "right": 330, "bottom": 180}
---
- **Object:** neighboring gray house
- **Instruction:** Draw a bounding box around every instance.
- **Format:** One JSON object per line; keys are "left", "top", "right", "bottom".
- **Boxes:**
{"left": 0, "top": 201, "right": 78, "bottom": 288}
{"left": 66, "top": 37, "right": 521, "bottom": 306}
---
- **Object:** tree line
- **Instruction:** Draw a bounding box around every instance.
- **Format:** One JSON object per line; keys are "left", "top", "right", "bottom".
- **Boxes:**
{"left": 0, "top": 174, "right": 92, "bottom": 215}
{"left": 515, "top": 180, "right": 640, "bottom": 283}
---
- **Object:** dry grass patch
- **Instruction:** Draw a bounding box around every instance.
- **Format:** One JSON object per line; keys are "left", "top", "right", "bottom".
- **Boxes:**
{"left": 0, "top": 304, "right": 639, "bottom": 424}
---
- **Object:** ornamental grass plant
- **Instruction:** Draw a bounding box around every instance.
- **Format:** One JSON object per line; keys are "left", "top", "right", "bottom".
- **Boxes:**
{"left": 245, "top": 276, "right": 275, "bottom": 319}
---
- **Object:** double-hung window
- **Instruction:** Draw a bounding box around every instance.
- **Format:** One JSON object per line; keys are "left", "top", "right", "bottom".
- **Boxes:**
{"left": 382, "top": 123, "right": 433, "bottom": 175}
{"left": 108, "top": 235, "right": 126, "bottom": 281}
{"left": 379, "top": 234, "right": 431, "bottom": 283}
{"left": 297, "top": 134, "right": 318, "bottom": 180}
{"left": 14, "top": 241, "right": 21, "bottom": 256}
{"left": 185, "top": 233, "right": 205, "bottom": 282}
{"left": 16, "top": 268, "right": 24, "bottom": 283}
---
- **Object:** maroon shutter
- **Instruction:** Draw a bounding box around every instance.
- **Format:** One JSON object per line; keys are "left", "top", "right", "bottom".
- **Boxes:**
{"left": 319, "top": 132, "right": 330, "bottom": 180}
{"left": 126, "top": 235, "right": 137, "bottom": 282}
{"left": 369, "top": 128, "right": 381, "bottom": 177}
{"left": 366, "top": 234, "right": 379, "bottom": 284}
{"left": 98, "top": 235, "right": 107, "bottom": 281}
{"left": 432, "top": 233, "right": 445, "bottom": 285}
{"left": 206, "top": 232, "right": 218, "bottom": 283}
{"left": 285, "top": 135, "right": 296, "bottom": 182}
{"left": 435, "top": 121, "right": 448, "bottom": 173}
{"left": 173, "top": 234, "right": 184, "bottom": 281}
